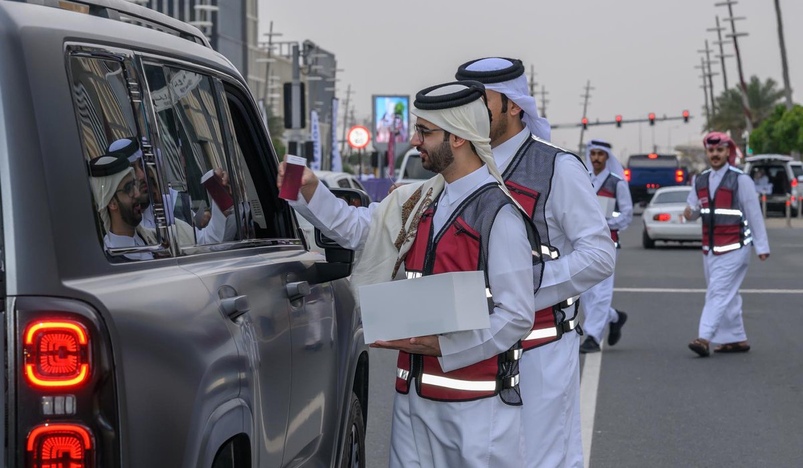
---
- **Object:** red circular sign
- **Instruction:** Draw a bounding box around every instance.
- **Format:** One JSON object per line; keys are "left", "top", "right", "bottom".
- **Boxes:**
{"left": 347, "top": 125, "right": 371, "bottom": 149}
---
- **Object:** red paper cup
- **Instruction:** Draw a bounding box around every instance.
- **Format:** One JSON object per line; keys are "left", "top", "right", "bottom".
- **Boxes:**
{"left": 279, "top": 155, "right": 307, "bottom": 200}
{"left": 201, "top": 169, "right": 234, "bottom": 212}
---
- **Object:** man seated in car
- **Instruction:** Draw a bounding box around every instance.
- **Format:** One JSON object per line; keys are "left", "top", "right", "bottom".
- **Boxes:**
{"left": 89, "top": 152, "right": 156, "bottom": 261}
{"left": 752, "top": 168, "right": 772, "bottom": 195}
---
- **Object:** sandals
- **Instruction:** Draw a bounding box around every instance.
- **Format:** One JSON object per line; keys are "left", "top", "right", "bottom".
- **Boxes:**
{"left": 714, "top": 342, "right": 751, "bottom": 353}
{"left": 688, "top": 338, "right": 710, "bottom": 357}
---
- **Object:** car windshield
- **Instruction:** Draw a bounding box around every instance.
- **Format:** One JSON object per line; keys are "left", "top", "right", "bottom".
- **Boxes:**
{"left": 403, "top": 154, "right": 436, "bottom": 180}
{"left": 652, "top": 189, "right": 690, "bottom": 204}
{"left": 792, "top": 165, "right": 803, "bottom": 178}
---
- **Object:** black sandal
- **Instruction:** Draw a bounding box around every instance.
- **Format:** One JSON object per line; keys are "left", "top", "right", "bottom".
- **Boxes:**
{"left": 714, "top": 342, "right": 750, "bottom": 353}
{"left": 688, "top": 338, "right": 710, "bottom": 357}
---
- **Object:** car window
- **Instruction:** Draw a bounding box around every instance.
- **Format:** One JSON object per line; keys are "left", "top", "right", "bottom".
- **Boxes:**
{"left": 352, "top": 178, "right": 368, "bottom": 192}
{"left": 221, "top": 83, "right": 298, "bottom": 240}
{"left": 67, "top": 50, "right": 166, "bottom": 262}
{"left": 652, "top": 190, "right": 690, "bottom": 204}
{"left": 143, "top": 63, "right": 233, "bottom": 249}
{"left": 337, "top": 178, "right": 351, "bottom": 188}
{"left": 627, "top": 154, "right": 679, "bottom": 168}
{"left": 791, "top": 165, "right": 803, "bottom": 178}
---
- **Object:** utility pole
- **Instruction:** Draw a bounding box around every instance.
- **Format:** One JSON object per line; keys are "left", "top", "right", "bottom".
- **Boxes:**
{"left": 708, "top": 16, "right": 732, "bottom": 92}
{"left": 539, "top": 85, "right": 549, "bottom": 118}
{"left": 578, "top": 80, "right": 593, "bottom": 154}
{"left": 528, "top": 65, "right": 537, "bottom": 97}
{"left": 715, "top": 0, "right": 753, "bottom": 131}
{"left": 773, "top": 0, "right": 794, "bottom": 110}
{"left": 697, "top": 40, "right": 719, "bottom": 114}
{"left": 696, "top": 57, "right": 712, "bottom": 127}
{"left": 339, "top": 84, "right": 354, "bottom": 154}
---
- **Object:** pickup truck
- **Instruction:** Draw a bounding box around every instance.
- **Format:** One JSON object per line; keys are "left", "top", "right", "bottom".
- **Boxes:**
{"left": 625, "top": 153, "right": 687, "bottom": 206}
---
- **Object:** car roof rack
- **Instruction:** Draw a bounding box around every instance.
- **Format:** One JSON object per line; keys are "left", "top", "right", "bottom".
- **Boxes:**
{"left": 10, "top": 0, "right": 211, "bottom": 47}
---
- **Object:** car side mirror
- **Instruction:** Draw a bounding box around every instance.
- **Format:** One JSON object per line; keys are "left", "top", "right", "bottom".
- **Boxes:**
{"left": 313, "top": 188, "right": 371, "bottom": 263}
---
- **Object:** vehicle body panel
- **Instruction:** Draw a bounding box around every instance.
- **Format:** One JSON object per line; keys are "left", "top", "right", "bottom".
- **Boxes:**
{"left": 642, "top": 186, "right": 701, "bottom": 246}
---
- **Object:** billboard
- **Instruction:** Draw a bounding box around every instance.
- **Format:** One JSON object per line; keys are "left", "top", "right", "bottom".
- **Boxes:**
{"left": 372, "top": 95, "right": 409, "bottom": 147}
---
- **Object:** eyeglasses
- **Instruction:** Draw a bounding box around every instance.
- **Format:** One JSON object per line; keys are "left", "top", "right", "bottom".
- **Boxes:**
{"left": 115, "top": 180, "right": 139, "bottom": 199}
{"left": 414, "top": 124, "right": 445, "bottom": 141}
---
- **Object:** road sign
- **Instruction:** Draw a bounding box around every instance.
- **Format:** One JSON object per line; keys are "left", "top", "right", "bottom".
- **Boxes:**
{"left": 347, "top": 125, "right": 371, "bottom": 149}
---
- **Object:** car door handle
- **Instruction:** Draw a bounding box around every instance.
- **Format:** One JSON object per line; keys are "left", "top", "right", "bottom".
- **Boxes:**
{"left": 286, "top": 281, "right": 311, "bottom": 302}
{"left": 221, "top": 295, "right": 250, "bottom": 321}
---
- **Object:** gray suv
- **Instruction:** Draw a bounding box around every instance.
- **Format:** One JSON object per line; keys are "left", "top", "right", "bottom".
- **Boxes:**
{"left": 0, "top": 0, "right": 368, "bottom": 466}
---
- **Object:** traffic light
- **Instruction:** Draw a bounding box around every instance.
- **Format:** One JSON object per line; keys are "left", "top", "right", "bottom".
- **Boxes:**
{"left": 581, "top": 117, "right": 588, "bottom": 130}
{"left": 682, "top": 109, "right": 690, "bottom": 123}
{"left": 648, "top": 113, "right": 656, "bottom": 126}
{"left": 615, "top": 115, "right": 622, "bottom": 128}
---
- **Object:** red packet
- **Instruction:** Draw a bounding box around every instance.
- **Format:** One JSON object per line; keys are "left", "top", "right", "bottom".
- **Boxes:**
{"left": 279, "top": 155, "right": 307, "bottom": 200}
{"left": 201, "top": 169, "right": 234, "bottom": 211}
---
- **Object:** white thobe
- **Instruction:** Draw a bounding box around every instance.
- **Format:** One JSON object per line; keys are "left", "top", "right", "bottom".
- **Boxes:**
{"left": 140, "top": 188, "right": 227, "bottom": 245}
{"left": 104, "top": 231, "right": 154, "bottom": 261}
{"left": 436, "top": 129, "right": 614, "bottom": 468}
{"left": 291, "top": 165, "right": 535, "bottom": 468}
{"left": 686, "top": 165, "right": 770, "bottom": 342}
{"left": 582, "top": 168, "right": 633, "bottom": 343}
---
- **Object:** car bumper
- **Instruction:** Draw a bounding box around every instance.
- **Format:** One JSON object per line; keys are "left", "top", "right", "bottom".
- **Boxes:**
{"left": 644, "top": 222, "right": 701, "bottom": 241}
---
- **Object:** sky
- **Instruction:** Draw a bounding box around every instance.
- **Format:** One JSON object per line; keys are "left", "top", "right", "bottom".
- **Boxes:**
{"left": 258, "top": 0, "right": 803, "bottom": 161}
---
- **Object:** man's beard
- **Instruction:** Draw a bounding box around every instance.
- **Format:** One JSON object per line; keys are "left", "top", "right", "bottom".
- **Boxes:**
{"left": 489, "top": 112, "right": 509, "bottom": 145}
{"left": 423, "top": 141, "right": 454, "bottom": 173}
{"left": 119, "top": 198, "right": 143, "bottom": 228}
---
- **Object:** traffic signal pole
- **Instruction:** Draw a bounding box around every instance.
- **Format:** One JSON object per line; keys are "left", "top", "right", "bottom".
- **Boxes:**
{"left": 551, "top": 113, "right": 692, "bottom": 130}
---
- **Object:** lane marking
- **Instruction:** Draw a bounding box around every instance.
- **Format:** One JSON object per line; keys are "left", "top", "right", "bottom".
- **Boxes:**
{"left": 614, "top": 288, "right": 803, "bottom": 294}
{"left": 580, "top": 347, "right": 602, "bottom": 468}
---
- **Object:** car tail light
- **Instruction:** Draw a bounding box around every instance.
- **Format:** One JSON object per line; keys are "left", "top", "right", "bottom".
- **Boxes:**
{"left": 27, "top": 423, "right": 94, "bottom": 467}
{"left": 675, "top": 169, "right": 684, "bottom": 183}
{"left": 792, "top": 178, "right": 798, "bottom": 188}
{"left": 653, "top": 213, "right": 671, "bottom": 222}
{"left": 24, "top": 320, "right": 91, "bottom": 389}
{"left": 14, "top": 298, "right": 120, "bottom": 467}
{"left": 624, "top": 169, "right": 631, "bottom": 182}
{"left": 648, "top": 153, "right": 658, "bottom": 159}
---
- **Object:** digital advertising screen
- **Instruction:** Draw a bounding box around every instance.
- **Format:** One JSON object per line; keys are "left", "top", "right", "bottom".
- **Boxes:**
{"left": 372, "top": 95, "right": 410, "bottom": 146}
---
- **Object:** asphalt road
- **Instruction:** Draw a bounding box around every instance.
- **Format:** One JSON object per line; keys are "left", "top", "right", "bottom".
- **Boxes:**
{"left": 364, "top": 215, "right": 803, "bottom": 467}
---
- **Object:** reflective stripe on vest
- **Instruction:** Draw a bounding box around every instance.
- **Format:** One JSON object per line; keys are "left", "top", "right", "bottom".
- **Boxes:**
{"left": 397, "top": 184, "right": 526, "bottom": 402}
{"left": 504, "top": 138, "right": 583, "bottom": 351}
{"left": 696, "top": 168, "right": 751, "bottom": 255}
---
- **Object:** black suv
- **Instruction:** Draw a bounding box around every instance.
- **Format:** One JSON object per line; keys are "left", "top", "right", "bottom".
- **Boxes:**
{"left": 0, "top": 0, "right": 368, "bottom": 466}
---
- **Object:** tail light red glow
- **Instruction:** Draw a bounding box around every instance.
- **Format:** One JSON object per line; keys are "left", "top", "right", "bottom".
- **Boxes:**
{"left": 792, "top": 178, "right": 798, "bottom": 188}
{"left": 675, "top": 169, "right": 684, "bottom": 183}
{"left": 27, "top": 423, "right": 93, "bottom": 468}
{"left": 648, "top": 153, "right": 658, "bottom": 159}
{"left": 24, "top": 321, "right": 90, "bottom": 388}
{"left": 624, "top": 169, "right": 631, "bottom": 182}
{"left": 653, "top": 213, "right": 672, "bottom": 222}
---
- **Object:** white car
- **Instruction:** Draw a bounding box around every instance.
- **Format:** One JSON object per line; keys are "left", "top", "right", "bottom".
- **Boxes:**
{"left": 642, "top": 186, "right": 701, "bottom": 248}
{"left": 314, "top": 170, "right": 370, "bottom": 193}
{"left": 396, "top": 149, "right": 436, "bottom": 185}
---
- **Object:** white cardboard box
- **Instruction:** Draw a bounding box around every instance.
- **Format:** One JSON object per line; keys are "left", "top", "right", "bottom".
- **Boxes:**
{"left": 597, "top": 195, "right": 616, "bottom": 217}
{"left": 358, "top": 270, "right": 491, "bottom": 343}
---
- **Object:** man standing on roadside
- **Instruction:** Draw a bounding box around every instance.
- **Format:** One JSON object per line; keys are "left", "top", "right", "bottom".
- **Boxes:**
{"left": 455, "top": 57, "right": 615, "bottom": 468}
{"left": 684, "top": 131, "right": 769, "bottom": 357}
{"left": 578, "top": 138, "right": 633, "bottom": 354}
{"left": 282, "top": 81, "right": 542, "bottom": 467}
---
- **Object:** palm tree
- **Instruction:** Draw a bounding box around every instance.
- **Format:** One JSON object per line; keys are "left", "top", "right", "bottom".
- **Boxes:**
{"left": 707, "top": 76, "right": 785, "bottom": 145}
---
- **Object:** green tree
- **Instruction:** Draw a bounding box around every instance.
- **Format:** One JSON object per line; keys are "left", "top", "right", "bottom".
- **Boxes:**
{"left": 265, "top": 107, "right": 286, "bottom": 157}
{"left": 708, "top": 76, "right": 786, "bottom": 145}
{"left": 749, "top": 104, "right": 803, "bottom": 155}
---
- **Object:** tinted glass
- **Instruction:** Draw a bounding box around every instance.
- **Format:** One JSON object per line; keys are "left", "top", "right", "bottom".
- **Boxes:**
{"left": 144, "top": 64, "right": 232, "bottom": 248}
{"left": 628, "top": 154, "right": 679, "bottom": 168}
{"left": 652, "top": 189, "right": 690, "bottom": 204}
{"left": 792, "top": 165, "right": 803, "bottom": 178}
{"left": 68, "top": 53, "right": 162, "bottom": 261}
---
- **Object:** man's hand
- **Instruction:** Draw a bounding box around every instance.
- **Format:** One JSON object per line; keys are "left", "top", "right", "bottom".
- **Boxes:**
{"left": 370, "top": 335, "right": 441, "bottom": 356}
{"left": 758, "top": 253, "right": 770, "bottom": 261}
{"left": 277, "top": 156, "right": 319, "bottom": 202}
{"left": 683, "top": 205, "right": 693, "bottom": 220}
